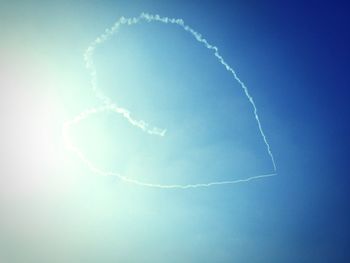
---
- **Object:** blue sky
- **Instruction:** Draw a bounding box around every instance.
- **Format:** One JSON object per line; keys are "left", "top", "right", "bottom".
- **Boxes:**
{"left": 0, "top": 1, "right": 349, "bottom": 262}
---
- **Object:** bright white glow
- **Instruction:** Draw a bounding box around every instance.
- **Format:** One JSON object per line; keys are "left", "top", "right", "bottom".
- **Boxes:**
{"left": 63, "top": 13, "right": 277, "bottom": 189}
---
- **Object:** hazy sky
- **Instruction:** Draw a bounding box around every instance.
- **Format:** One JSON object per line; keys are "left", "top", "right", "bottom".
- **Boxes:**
{"left": 0, "top": 1, "right": 349, "bottom": 262}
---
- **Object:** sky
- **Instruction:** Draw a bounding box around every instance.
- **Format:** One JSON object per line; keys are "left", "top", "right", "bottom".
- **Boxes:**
{"left": 0, "top": 1, "right": 349, "bottom": 262}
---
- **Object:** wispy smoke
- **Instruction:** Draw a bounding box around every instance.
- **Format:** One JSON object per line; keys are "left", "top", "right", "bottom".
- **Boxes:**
{"left": 63, "top": 13, "right": 277, "bottom": 189}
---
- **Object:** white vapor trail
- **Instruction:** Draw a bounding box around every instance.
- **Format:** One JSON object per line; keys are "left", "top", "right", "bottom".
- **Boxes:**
{"left": 63, "top": 13, "right": 277, "bottom": 189}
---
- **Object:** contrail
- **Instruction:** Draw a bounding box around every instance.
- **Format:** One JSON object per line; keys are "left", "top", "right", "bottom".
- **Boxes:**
{"left": 63, "top": 13, "right": 277, "bottom": 189}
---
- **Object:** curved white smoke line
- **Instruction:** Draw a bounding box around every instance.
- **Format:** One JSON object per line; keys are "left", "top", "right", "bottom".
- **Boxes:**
{"left": 63, "top": 13, "right": 277, "bottom": 189}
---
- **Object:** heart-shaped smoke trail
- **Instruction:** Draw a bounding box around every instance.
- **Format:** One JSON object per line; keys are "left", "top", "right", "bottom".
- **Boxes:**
{"left": 63, "top": 13, "right": 277, "bottom": 189}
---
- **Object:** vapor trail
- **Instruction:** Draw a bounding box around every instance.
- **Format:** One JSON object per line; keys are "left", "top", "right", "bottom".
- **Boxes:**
{"left": 63, "top": 13, "right": 277, "bottom": 188}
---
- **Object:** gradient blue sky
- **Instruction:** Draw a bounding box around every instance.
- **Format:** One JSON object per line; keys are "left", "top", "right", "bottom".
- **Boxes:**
{"left": 0, "top": 1, "right": 349, "bottom": 262}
